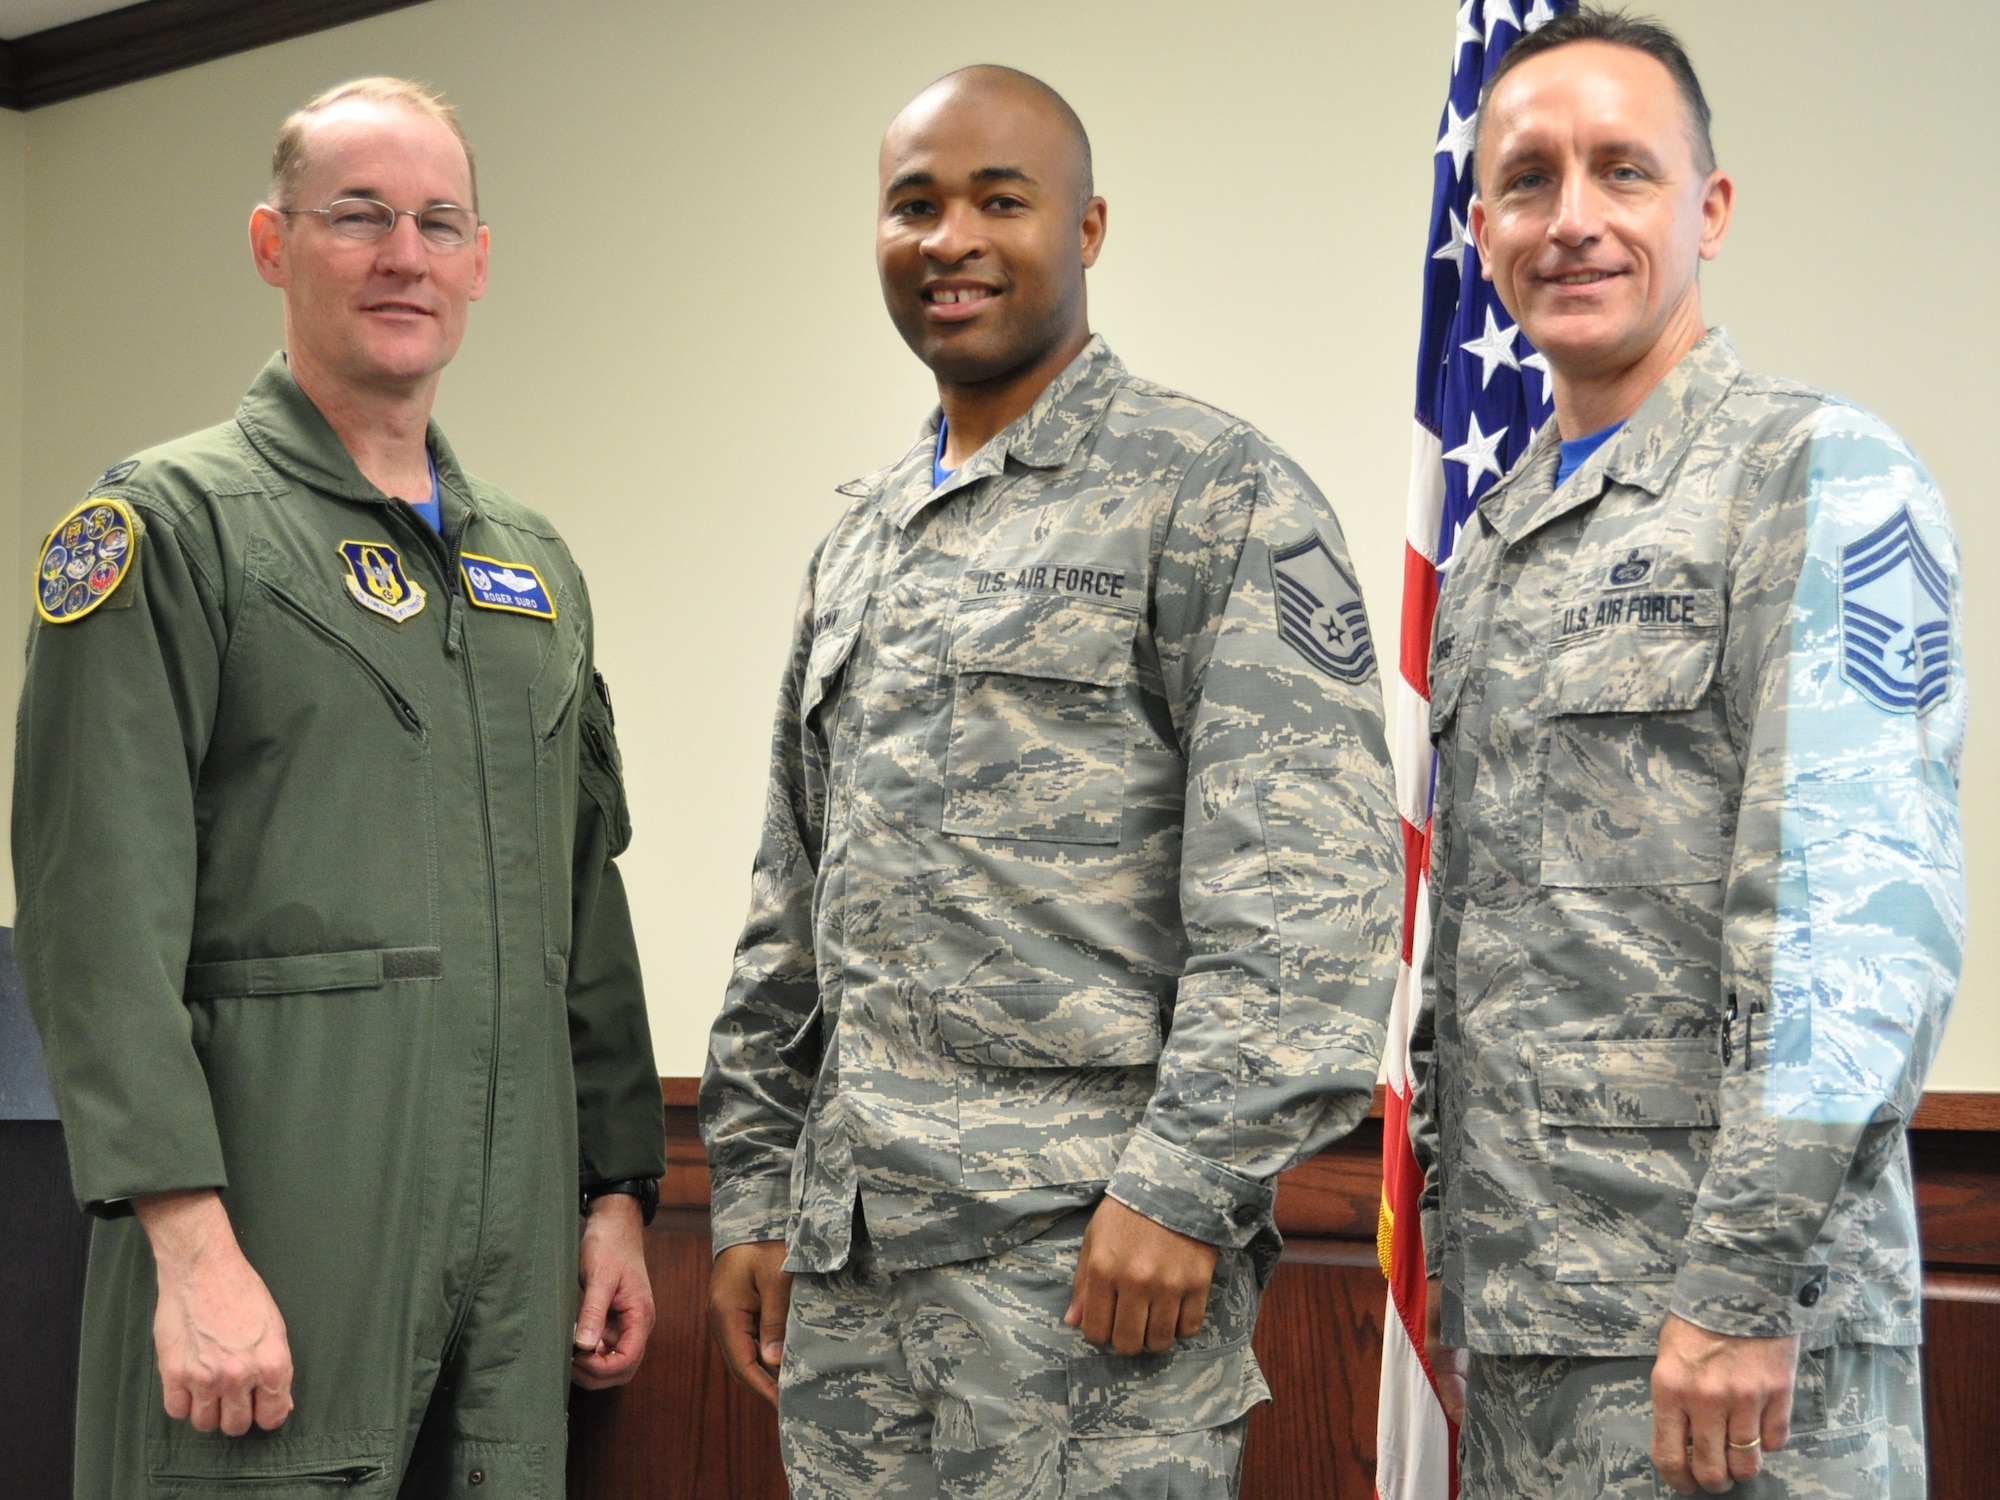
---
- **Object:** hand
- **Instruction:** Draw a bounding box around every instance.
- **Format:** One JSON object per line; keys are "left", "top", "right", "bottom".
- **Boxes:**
{"left": 1064, "top": 1196, "right": 1219, "bottom": 1356}
{"left": 1425, "top": 1277, "right": 1468, "bottom": 1428}
{"left": 709, "top": 1240, "right": 792, "bottom": 1407}
{"left": 134, "top": 1190, "right": 294, "bottom": 1437}
{"left": 1651, "top": 1314, "right": 1800, "bottom": 1494}
{"left": 572, "top": 1194, "right": 657, "bottom": 1390}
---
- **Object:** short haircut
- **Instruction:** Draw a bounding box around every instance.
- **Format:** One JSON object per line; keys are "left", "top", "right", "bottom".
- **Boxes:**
{"left": 1475, "top": 7, "right": 1716, "bottom": 183}
{"left": 269, "top": 76, "right": 478, "bottom": 211}
{"left": 930, "top": 64, "right": 1094, "bottom": 204}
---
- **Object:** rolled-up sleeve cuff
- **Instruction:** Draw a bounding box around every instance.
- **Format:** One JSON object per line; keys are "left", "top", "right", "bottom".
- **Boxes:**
{"left": 708, "top": 1172, "right": 794, "bottom": 1257}
{"left": 1671, "top": 1242, "right": 1830, "bottom": 1339}
{"left": 1106, "top": 1128, "right": 1275, "bottom": 1250}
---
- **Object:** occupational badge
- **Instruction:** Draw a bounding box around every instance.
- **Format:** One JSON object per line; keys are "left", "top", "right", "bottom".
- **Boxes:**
{"left": 1839, "top": 506, "right": 1951, "bottom": 714}
{"left": 37, "top": 497, "right": 138, "bottom": 624}
{"left": 1272, "top": 533, "right": 1375, "bottom": 683}
{"left": 338, "top": 540, "right": 427, "bottom": 624}
{"left": 460, "top": 552, "right": 556, "bottom": 619}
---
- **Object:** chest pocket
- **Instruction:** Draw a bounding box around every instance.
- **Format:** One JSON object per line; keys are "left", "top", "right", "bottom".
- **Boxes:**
{"left": 1539, "top": 591, "right": 1722, "bottom": 887}
{"left": 941, "top": 596, "right": 1137, "bottom": 845}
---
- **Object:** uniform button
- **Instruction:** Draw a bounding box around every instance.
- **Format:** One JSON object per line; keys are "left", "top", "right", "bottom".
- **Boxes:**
{"left": 1798, "top": 1282, "right": 1822, "bottom": 1307}
{"left": 468, "top": 1470, "right": 485, "bottom": 1486}
{"left": 1231, "top": 1204, "right": 1260, "bottom": 1227}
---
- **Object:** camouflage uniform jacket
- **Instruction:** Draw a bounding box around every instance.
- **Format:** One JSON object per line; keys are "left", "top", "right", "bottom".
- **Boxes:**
{"left": 701, "top": 338, "right": 1401, "bottom": 1276}
{"left": 1413, "top": 331, "right": 1965, "bottom": 1357}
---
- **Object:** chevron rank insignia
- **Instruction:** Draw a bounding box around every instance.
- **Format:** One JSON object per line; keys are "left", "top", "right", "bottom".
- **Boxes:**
{"left": 460, "top": 553, "right": 555, "bottom": 619}
{"left": 1840, "top": 506, "right": 1951, "bottom": 714}
{"left": 1272, "top": 533, "right": 1375, "bottom": 683}
{"left": 339, "top": 540, "right": 427, "bottom": 624}
{"left": 37, "top": 497, "right": 138, "bottom": 624}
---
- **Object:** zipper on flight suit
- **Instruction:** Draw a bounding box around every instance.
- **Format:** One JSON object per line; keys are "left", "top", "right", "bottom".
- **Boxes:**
{"left": 263, "top": 583, "right": 422, "bottom": 732}
{"left": 395, "top": 495, "right": 511, "bottom": 1366}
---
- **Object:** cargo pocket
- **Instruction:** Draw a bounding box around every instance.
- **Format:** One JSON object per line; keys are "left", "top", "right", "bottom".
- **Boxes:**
{"left": 941, "top": 597, "right": 1137, "bottom": 845}
{"left": 936, "top": 983, "right": 1161, "bottom": 1188}
{"left": 1537, "top": 1037, "right": 1719, "bottom": 1282}
{"left": 1539, "top": 599, "right": 1722, "bottom": 887}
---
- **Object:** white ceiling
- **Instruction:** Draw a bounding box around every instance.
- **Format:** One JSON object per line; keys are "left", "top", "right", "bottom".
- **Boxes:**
{"left": 0, "top": 1, "right": 134, "bottom": 42}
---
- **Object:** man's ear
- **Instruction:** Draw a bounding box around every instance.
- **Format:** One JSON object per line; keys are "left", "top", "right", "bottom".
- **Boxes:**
{"left": 1469, "top": 196, "right": 1494, "bottom": 282}
{"left": 1079, "top": 197, "right": 1108, "bottom": 271}
{"left": 249, "top": 205, "right": 288, "bottom": 289}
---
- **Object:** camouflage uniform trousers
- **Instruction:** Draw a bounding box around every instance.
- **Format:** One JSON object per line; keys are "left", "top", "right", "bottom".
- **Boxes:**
{"left": 778, "top": 1207, "right": 1270, "bottom": 1498}
{"left": 1461, "top": 1342, "right": 1924, "bottom": 1499}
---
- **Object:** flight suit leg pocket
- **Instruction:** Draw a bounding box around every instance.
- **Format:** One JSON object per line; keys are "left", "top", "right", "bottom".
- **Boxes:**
{"left": 147, "top": 1427, "right": 394, "bottom": 1492}
{"left": 1536, "top": 1038, "right": 1719, "bottom": 1282}
{"left": 941, "top": 597, "right": 1137, "bottom": 845}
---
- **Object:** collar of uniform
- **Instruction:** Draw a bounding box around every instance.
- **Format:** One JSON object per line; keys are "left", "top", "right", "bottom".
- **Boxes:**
{"left": 1476, "top": 328, "right": 1743, "bottom": 548}
{"left": 234, "top": 352, "right": 480, "bottom": 528}
{"left": 835, "top": 336, "right": 1125, "bottom": 530}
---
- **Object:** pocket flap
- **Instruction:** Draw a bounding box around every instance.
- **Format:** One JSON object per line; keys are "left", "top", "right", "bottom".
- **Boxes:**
{"left": 1536, "top": 1037, "right": 1719, "bottom": 1128}
{"left": 183, "top": 946, "right": 442, "bottom": 1000}
{"left": 934, "top": 984, "right": 1163, "bottom": 1068}
{"left": 947, "top": 597, "right": 1137, "bottom": 686}
{"left": 1544, "top": 589, "right": 1720, "bottom": 714}
{"left": 1069, "top": 1338, "right": 1269, "bottom": 1437}
{"left": 802, "top": 623, "right": 860, "bottom": 723}
{"left": 1428, "top": 634, "right": 1472, "bottom": 740}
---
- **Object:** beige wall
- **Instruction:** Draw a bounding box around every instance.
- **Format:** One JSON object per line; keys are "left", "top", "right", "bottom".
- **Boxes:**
{"left": 0, "top": 107, "right": 22, "bottom": 739}
{"left": 6, "top": 0, "right": 1996, "bottom": 1085}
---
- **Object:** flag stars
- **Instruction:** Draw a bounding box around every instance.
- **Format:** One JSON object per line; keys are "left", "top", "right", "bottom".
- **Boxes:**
{"left": 1483, "top": 0, "right": 1522, "bottom": 46}
{"left": 1454, "top": 0, "right": 1482, "bottom": 58}
{"left": 1461, "top": 306, "right": 1522, "bottom": 388}
{"left": 1521, "top": 348, "right": 1554, "bottom": 406}
{"left": 1433, "top": 206, "right": 1468, "bottom": 270}
{"left": 1435, "top": 102, "right": 1478, "bottom": 179}
{"left": 1445, "top": 414, "right": 1508, "bottom": 494}
{"left": 1523, "top": 0, "right": 1558, "bottom": 31}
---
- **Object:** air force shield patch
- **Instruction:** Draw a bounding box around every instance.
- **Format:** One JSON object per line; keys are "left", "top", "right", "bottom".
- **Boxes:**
{"left": 1272, "top": 533, "right": 1376, "bottom": 683}
{"left": 460, "top": 553, "right": 555, "bottom": 619}
{"left": 339, "top": 540, "right": 427, "bottom": 623}
{"left": 1840, "top": 506, "right": 1951, "bottom": 714}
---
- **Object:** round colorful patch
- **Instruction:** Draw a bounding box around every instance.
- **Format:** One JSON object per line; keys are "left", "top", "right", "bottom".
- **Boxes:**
{"left": 37, "top": 497, "right": 137, "bottom": 624}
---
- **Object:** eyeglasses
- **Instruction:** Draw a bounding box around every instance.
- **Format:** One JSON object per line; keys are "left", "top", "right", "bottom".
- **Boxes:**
{"left": 278, "top": 198, "right": 481, "bottom": 248}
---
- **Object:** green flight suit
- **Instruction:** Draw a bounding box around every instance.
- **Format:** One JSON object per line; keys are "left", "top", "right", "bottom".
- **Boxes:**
{"left": 12, "top": 355, "right": 665, "bottom": 1498}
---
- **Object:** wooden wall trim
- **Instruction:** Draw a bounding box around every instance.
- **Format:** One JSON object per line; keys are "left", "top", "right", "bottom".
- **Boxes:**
{"left": 0, "top": 0, "right": 431, "bottom": 112}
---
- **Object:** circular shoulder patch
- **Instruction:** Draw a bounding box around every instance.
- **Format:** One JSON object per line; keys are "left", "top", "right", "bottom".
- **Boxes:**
{"left": 37, "top": 497, "right": 138, "bottom": 624}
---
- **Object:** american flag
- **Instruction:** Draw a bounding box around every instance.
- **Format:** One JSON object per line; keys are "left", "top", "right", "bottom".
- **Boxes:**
{"left": 1376, "top": 4, "right": 1569, "bottom": 1498}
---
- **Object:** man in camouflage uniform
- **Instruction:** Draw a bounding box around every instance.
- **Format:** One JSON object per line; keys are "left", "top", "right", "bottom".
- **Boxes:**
{"left": 700, "top": 65, "right": 1401, "bottom": 1497}
{"left": 1415, "top": 13, "right": 1963, "bottom": 1498}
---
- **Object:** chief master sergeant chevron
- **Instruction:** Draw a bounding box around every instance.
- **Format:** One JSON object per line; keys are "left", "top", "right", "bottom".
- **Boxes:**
{"left": 1412, "top": 11, "right": 1965, "bottom": 1500}
{"left": 13, "top": 78, "right": 664, "bottom": 1497}
{"left": 699, "top": 64, "right": 1403, "bottom": 1498}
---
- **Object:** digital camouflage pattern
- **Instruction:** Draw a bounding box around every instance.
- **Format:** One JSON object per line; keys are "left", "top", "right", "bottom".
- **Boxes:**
{"left": 14, "top": 356, "right": 663, "bottom": 1497}
{"left": 701, "top": 337, "right": 1402, "bottom": 1278}
{"left": 1413, "top": 331, "right": 1966, "bottom": 1357}
{"left": 1460, "top": 1343, "right": 1924, "bottom": 1499}
{"left": 781, "top": 1208, "right": 1264, "bottom": 1498}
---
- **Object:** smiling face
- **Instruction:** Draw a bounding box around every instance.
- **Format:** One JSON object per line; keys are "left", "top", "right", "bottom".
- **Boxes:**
{"left": 1471, "top": 41, "right": 1731, "bottom": 417}
{"left": 876, "top": 75, "right": 1105, "bottom": 391}
{"left": 250, "top": 97, "right": 488, "bottom": 402}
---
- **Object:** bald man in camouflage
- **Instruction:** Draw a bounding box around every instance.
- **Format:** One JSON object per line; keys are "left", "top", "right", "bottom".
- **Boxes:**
{"left": 699, "top": 65, "right": 1401, "bottom": 1498}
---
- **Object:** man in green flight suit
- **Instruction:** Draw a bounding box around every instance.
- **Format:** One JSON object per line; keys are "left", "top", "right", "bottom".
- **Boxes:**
{"left": 13, "top": 78, "right": 664, "bottom": 1497}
